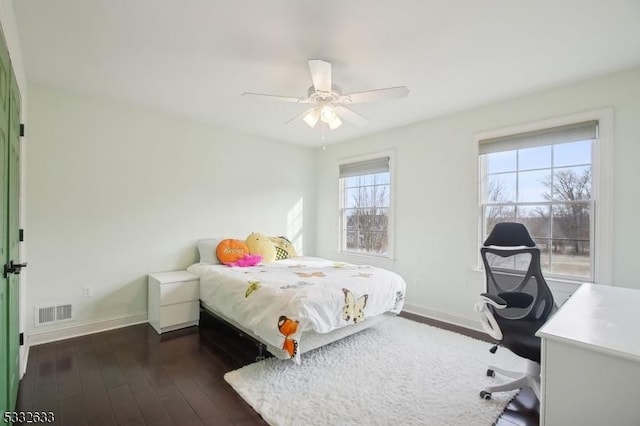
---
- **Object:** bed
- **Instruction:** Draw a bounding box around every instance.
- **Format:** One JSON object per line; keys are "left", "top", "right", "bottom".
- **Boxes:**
{"left": 187, "top": 256, "right": 406, "bottom": 363}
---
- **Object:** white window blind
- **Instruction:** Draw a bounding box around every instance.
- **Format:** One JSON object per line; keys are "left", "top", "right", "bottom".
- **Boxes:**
{"left": 339, "top": 157, "right": 390, "bottom": 178}
{"left": 479, "top": 121, "right": 598, "bottom": 154}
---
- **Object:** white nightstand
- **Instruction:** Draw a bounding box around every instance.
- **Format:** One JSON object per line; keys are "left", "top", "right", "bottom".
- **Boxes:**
{"left": 148, "top": 270, "right": 200, "bottom": 334}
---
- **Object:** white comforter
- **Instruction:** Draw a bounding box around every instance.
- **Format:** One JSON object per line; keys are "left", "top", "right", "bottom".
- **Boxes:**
{"left": 188, "top": 257, "right": 406, "bottom": 362}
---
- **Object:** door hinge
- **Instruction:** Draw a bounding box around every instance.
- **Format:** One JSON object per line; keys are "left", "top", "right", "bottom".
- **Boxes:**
{"left": 19, "top": 229, "right": 24, "bottom": 242}
{"left": 19, "top": 333, "right": 24, "bottom": 346}
{"left": 20, "top": 123, "right": 25, "bottom": 137}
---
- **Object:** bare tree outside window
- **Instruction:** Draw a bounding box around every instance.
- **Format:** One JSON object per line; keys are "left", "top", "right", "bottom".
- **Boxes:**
{"left": 543, "top": 168, "right": 591, "bottom": 276}
{"left": 341, "top": 172, "right": 390, "bottom": 255}
{"left": 485, "top": 178, "right": 515, "bottom": 234}
{"left": 482, "top": 140, "right": 592, "bottom": 279}
{"left": 542, "top": 168, "right": 591, "bottom": 256}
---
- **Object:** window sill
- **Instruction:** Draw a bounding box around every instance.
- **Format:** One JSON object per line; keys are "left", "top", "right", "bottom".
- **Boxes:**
{"left": 336, "top": 251, "right": 395, "bottom": 268}
{"left": 471, "top": 267, "right": 594, "bottom": 287}
{"left": 339, "top": 251, "right": 392, "bottom": 260}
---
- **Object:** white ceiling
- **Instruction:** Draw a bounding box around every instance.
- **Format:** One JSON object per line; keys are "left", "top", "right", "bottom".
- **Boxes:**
{"left": 12, "top": 0, "right": 640, "bottom": 147}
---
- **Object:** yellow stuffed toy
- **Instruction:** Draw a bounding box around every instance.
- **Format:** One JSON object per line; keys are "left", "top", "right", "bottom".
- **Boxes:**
{"left": 245, "top": 232, "right": 277, "bottom": 263}
{"left": 269, "top": 236, "right": 297, "bottom": 260}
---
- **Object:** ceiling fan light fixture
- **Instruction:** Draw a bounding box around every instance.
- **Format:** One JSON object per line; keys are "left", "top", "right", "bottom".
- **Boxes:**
{"left": 303, "top": 109, "right": 319, "bottom": 128}
{"left": 328, "top": 115, "right": 342, "bottom": 130}
{"left": 320, "top": 104, "right": 336, "bottom": 123}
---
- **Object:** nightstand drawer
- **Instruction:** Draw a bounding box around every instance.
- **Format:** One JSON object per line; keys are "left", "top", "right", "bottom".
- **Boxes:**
{"left": 160, "top": 280, "right": 199, "bottom": 305}
{"left": 148, "top": 270, "right": 200, "bottom": 334}
{"left": 159, "top": 301, "right": 199, "bottom": 328}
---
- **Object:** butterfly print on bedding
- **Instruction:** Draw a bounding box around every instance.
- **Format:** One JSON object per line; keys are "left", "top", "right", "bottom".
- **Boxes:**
{"left": 278, "top": 315, "right": 299, "bottom": 358}
{"left": 295, "top": 272, "right": 326, "bottom": 278}
{"left": 351, "top": 272, "right": 373, "bottom": 278}
{"left": 342, "top": 288, "right": 369, "bottom": 323}
{"left": 280, "top": 281, "right": 314, "bottom": 290}
{"left": 393, "top": 291, "right": 405, "bottom": 310}
{"left": 245, "top": 281, "right": 261, "bottom": 297}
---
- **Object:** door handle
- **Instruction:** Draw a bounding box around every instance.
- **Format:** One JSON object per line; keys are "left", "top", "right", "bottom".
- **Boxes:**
{"left": 3, "top": 260, "right": 27, "bottom": 278}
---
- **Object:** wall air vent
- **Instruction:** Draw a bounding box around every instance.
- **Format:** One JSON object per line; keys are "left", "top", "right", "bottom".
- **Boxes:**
{"left": 35, "top": 304, "right": 73, "bottom": 326}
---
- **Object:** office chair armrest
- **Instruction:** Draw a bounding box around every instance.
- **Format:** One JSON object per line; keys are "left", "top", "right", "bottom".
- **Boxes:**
{"left": 479, "top": 293, "right": 507, "bottom": 309}
{"left": 498, "top": 292, "right": 534, "bottom": 309}
{"left": 475, "top": 296, "right": 504, "bottom": 340}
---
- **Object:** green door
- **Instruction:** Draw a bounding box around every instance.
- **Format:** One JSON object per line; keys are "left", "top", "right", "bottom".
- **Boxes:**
{"left": 0, "top": 27, "right": 11, "bottom": 415}
{"left": 7, "top": 59, "right": 21, "bottom": 409}
{"left": 0, "top": 26, "right": 20, "bottom": 415}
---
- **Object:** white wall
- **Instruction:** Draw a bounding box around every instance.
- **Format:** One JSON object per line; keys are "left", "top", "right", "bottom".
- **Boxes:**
{"left": 26, "top": 85, "right": 316, "bottom": 343}
{"left": 316, "top": 67, "right": 640, "bottom": 329}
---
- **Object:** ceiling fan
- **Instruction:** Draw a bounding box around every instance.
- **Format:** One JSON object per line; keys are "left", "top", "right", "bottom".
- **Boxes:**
{"left": 242, "top": 59, "right": 409, "bottom": 132}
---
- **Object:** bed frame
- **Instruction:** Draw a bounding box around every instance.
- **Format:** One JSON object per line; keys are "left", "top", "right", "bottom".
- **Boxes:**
{"left": 199, "top": 300, "right": 394, "bottom": 361}
{"left": 200, "top": 302, "right": 271, "bottom": 360}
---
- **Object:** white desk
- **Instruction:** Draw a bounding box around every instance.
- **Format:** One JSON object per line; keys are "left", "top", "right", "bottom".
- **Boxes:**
{"left": 536, "top": 283, "right": 640, "bottom": 426}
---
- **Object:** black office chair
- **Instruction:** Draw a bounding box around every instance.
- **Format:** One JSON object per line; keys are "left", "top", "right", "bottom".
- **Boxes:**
{"left": 475, "top": 222, "right": 555, "bottom": 400}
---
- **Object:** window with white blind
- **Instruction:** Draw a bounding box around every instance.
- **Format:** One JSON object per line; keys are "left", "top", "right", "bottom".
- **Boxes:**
{"left": 339, "top": 156, "right": 392, "bottom": 257}
{"left": 479, "top": 121, "right": 598, "bottom": 281}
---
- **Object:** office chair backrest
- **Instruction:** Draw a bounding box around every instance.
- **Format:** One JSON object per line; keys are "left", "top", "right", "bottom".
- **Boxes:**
{"left": 481, "top": 222, "right": 554, "bottom": 323}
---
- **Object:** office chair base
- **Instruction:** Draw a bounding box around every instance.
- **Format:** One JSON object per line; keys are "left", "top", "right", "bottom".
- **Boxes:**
{"left": 481, "top": 359, "right": 540, "bottom": 400}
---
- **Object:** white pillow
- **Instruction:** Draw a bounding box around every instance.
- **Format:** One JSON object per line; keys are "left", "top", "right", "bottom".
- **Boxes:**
{"left": 197, "top": 238, "right": 225, "bottom": 264}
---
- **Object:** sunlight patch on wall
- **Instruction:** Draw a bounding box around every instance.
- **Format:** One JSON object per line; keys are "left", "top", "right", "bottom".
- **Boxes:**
{"left": 287, "top": 198, "right": 304, "bottom": 254}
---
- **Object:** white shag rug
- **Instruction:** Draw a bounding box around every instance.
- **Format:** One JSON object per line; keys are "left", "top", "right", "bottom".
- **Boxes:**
{"left": 224, "top": 316, "right": 523, "bottom": 426}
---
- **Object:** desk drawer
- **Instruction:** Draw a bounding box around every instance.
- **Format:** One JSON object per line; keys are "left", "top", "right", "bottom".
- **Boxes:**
{"left": 160, "top": 280, "right": 199, "bottom": 305}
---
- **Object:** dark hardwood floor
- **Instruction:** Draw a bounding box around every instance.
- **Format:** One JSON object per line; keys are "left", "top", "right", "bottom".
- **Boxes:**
{"left": 15, "top": 312, "right": 538, "bottom": 425}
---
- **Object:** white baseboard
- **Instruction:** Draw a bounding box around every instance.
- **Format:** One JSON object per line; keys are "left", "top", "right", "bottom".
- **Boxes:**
{"left": 27, "top": 311, "right": 148, "bottom": 346}
{"left": 20, "top": 346, "right": 29, "bottom": 378}
{"left": 402, "top": 304, "right": 484, "bottom": 333}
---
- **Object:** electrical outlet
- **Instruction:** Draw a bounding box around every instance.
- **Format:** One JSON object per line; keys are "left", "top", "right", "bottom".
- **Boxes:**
{"left": 83, "top": 284, "right": 93, "bottom": 297}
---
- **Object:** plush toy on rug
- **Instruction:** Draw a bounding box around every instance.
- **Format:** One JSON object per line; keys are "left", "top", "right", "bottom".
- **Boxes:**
{"left": 228, "top": 254, "right": 262, "bottom": 267}
{"left": 246, "top": 232, "right": 277, "bottom": 263}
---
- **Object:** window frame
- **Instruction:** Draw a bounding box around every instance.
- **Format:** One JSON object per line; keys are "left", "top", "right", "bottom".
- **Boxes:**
{"left": 480, "top": 137, "right": 595, "bottom": 280}
{"left": 337, "top": 151, "right": 395, "bottom": 259}
{"left": 475, "top": 109, "right": 613, "bottom": 285}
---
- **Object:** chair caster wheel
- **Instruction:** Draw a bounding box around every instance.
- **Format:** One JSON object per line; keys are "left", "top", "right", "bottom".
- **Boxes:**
{"left": 486, "top": 369, "right": 495, "bottom": 377}
{"left": 480, "top": 390, "right": 492, "bottom": 400}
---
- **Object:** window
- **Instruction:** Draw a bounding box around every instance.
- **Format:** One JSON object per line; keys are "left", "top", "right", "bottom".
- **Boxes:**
{"left": 339, "top": 156, "right": 391, "bottom": 257}
{"left": 479, "top": 121, "right": 598, "bottom": 281}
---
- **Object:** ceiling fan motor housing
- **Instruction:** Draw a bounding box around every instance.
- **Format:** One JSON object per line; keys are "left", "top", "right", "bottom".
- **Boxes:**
{"left": 308, "top": 84, "right": 343, "bottom": 103}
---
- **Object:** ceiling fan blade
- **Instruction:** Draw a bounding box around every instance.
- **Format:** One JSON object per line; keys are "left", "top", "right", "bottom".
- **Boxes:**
{"left": 334, "top": 106, "right": 370, "bottom": 127}
{"left": 308, "top": 59, "right": 332, "bottom": 93}
{"left": 341, "top": 86, "right": 409, "bottom": 104}
{"left": 242, "top": 92, "right": 306, "bottom": 103}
